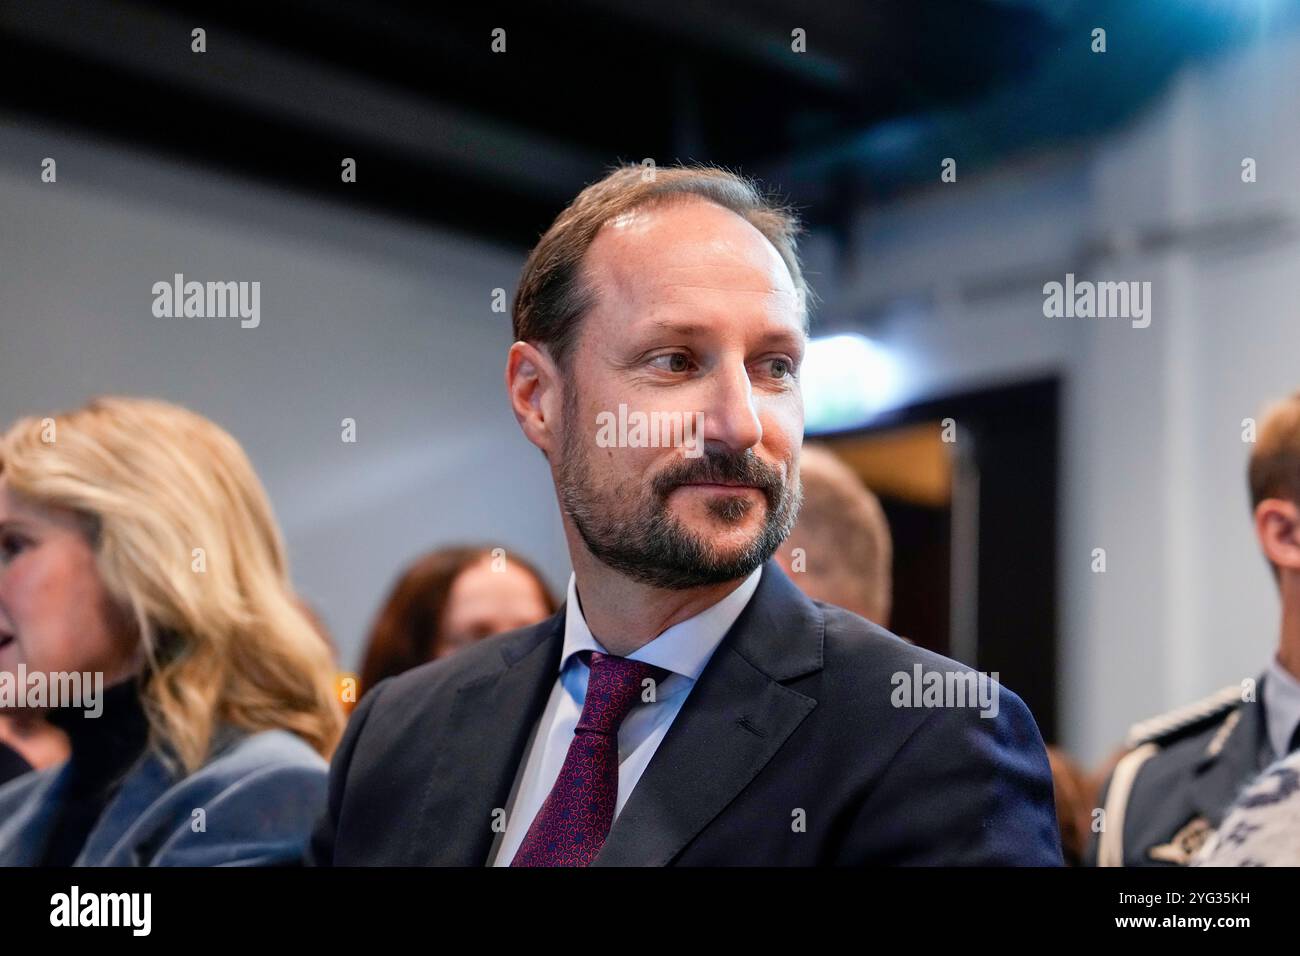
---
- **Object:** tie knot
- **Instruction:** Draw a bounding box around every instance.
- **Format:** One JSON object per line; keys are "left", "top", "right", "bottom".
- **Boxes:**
{"left": 576, "top": 652, "right": 666, "bottom": 735}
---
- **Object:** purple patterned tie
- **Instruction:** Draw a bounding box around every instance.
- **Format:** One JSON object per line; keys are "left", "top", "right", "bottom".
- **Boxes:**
{"left": 511, "top": 651, "right": 666, "bottom": 867}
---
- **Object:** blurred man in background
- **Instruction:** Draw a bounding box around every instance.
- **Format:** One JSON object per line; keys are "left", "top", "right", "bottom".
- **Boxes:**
{"left": 775, "top": 443, "right": 892, "bottom": 626}
{"left": 1091, "top": 391, "right": 1300, "bottom": 865}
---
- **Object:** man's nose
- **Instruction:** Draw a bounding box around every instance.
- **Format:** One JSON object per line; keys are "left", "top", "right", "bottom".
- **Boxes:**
{"left": 700, "top": 360, "right": 762, "bottom": 454}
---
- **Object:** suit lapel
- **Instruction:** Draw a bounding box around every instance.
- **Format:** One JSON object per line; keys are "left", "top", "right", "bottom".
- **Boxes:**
{"left": 594, "top": 561, "right": 823, "bottom": 866}
{"left": 410, "top": 611, "right": 565, "bottom": 865}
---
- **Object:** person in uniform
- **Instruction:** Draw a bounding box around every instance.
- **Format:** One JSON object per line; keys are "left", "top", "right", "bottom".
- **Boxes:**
{"left": 1088, "top": 391, "right": 1300, "bottom": 866}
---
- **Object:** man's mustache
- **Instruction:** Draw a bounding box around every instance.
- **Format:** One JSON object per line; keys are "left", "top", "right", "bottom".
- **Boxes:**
{"left": 652, "top": 451, "right": 785, "bottom": 506}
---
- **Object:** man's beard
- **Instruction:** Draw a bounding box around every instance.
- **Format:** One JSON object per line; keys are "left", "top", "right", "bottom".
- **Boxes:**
{"left": 556, "top": 392, "right": 802, "bottom": 590}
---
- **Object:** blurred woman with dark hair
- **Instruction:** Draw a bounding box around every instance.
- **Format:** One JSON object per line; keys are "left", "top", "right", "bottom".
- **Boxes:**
{"left": 359, "top": 546, "right": 556, "bottom": 696}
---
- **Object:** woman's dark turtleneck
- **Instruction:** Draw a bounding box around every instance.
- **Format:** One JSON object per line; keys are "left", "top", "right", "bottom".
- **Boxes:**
{"left": 40, "top": 676, "right": 150, "bottom": 866}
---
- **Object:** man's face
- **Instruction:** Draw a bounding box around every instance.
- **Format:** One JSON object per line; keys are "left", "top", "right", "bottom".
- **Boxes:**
{"left": 555, "top": 199, "right": 805, "bottom": 590}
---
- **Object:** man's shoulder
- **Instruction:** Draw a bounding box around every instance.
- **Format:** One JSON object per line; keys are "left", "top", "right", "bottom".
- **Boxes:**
{"left": 1126, "top": 684, "right": 1247, "bottom": 751}
{"left": 371, "top": 614, "right": 559, "bottom": 712}
{"left": 815, "top": 601, "right": 965, "bottom": 670}
{"left": 795, "top": 602, "right": 1058, "bottom": 864}
{"left": 1120, "top": 712, "right": 1233, "bottom": 826}
{"left": 800, "top": 601, "right": 1038, "bottom": 759}
{"left": 1122, "top": 685, "right": 1251, "bottom": 788}
{"left": 814, "top": 602, "right": 1026, "bottom": 704}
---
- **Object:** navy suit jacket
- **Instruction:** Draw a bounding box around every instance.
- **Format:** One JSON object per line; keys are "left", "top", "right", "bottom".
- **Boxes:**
{"left": 313, "top": 561, "right": 1063, "bottom": 865}
{"left": 0, "top": 728, "right": 327, "bottom": 866}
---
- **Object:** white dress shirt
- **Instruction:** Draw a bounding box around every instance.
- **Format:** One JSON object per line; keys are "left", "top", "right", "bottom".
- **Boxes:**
{"left": 490, "top": 565, "right": 763, "bottom": 866}
{"left": 1265, "top": 655, "right": 1300, "bottom": 759}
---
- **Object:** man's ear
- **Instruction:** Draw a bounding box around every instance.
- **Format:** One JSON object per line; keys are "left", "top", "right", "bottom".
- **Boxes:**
{"left": 1254, "top": 497, "right": 1300, "bottom": 571}
{"left": 506, "top": 341, "right": 562, "bottom": 457}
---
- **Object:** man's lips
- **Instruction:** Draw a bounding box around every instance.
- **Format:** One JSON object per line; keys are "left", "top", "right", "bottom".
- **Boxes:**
{"left": 675, "top": 481, "right": 761, "bottom": 491}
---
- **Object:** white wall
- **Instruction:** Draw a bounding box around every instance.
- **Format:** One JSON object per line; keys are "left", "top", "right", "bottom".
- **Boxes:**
{"left": 829, "top": 33, "right": 1300, "bottom": 762}
{"left": 0, "top": 122, "right": 569, "bottom": 670}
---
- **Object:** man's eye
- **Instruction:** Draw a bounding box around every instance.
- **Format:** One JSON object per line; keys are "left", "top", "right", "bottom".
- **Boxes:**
{"left": 765, "top": 358, "right": 794, "bottom": 379}
{"left": 650, "top": 353, "right": 693, "bottom": 373}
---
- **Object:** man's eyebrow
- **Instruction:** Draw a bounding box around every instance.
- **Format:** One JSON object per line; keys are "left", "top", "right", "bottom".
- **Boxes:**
{"left": 644, "top": 318, "right": 706, "bottom": 337}
{"left": 761, "top": 327, "right": 805, "bottom": 347}
{"left": 640, "top": 318, "right": 805, "bottom": 345}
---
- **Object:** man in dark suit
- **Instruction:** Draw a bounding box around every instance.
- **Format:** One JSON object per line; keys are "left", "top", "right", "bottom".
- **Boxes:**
{"left": 311, "top": 164, "right": 1061, "bottom": 866}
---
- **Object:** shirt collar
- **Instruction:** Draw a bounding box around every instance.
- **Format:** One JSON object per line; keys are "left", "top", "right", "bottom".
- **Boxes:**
{"left": 1264, "top": 655, "right": 1300, "bottom": 758}
{"left": 560, "top": 564, "right": 764, "bottom": 681}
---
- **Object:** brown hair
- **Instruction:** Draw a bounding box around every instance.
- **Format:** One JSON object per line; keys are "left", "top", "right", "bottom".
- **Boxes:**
{"left": 513, "top": 163, "right": 811, "bottom": 368}
{"left": 358, "top": 546, "right": 556, "bottom": 694}
{"left": 1250, "top": 392, "right": 1300, "bottom": 510}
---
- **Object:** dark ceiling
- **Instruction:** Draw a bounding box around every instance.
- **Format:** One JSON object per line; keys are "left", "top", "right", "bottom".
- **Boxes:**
{"left": 0, "top": 0, "right": 1275, "bottom": 249}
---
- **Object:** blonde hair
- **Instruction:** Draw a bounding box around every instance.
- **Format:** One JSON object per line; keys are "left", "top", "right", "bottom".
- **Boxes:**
{"left": 0, "top": 397, "right": 343, "bottom": 773}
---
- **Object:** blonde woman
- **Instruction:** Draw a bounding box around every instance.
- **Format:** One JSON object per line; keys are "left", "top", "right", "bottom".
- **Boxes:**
{"left": 0, "top": 397, "right": 343, "bottom": 866}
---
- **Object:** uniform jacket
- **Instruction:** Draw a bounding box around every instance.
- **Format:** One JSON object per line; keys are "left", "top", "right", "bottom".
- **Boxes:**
{"left": 1088, "top": 678, "right": 1268, "bottom": 866}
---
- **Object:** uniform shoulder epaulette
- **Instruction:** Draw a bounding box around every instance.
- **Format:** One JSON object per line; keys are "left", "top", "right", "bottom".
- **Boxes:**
{"left": 1124, "top": 684, "right": 1244, "bottom": 749}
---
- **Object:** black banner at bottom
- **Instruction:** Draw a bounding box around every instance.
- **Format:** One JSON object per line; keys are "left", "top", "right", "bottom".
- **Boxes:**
{"left": 0, "top": 865, "right": 1279, "bottom": 942}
